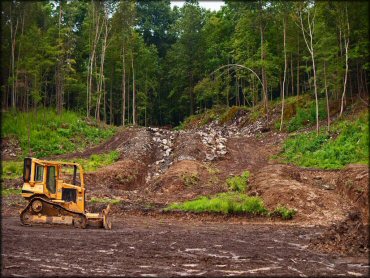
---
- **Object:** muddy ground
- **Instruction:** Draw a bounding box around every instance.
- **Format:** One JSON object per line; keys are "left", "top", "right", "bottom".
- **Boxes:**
{"left": 2, "top": 111, "right": 369, "bottom": 277}
{"left": 2, "top": 216, "right": 369, "bottom": 277}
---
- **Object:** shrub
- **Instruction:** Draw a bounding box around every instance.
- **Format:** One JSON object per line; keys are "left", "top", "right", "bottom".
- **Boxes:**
{"left": 280, "top": 111, "right": 368, "bottom": 169}
{"left": 90, "top": 197, "right": 121, "bottom": 205}
{"left": 287, "top": 100, "right": 327, "bottom": 132}
{"left": 226, "top": 171, "right": 250, "bottom": 193}
{"left": 272, "top": 205, "right": 296, "bottom": 220}
{"left": 165, "top": 192, "right": 268, "bottom": 215}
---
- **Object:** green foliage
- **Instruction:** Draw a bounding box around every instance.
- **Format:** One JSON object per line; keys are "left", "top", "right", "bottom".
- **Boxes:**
{"left": 2, "top": 161, "right": 23, "bottom": 179}
{"left": 2, "top": 188, "right": 22, "bottom": 197}
{"left": 226, "top": 171, "right": 250, "bottom": 193}
{"left": 280, "top": 112, "right": 369, "bottom": 169}
{"left": 165, "top": 192, "right": 268, "bottom": 215}
{"left": 3, "top": 109, "right": 116, "bottom": 158}
{"left": 220, "top": 106, "right": 247, "bottom": 124}
{"left": 271, "top": 205, "right": 296, "bottom": 220}
{"left": 71, "top": 151, "right": 120, "bottom": 172}
{"left": 90, "top": 197, "right": 121, "bottom": 205}
{"left": 176, "top": 106, "right": 227, "bottom": 130}
{"left": 287, "top": 100, "right": 328, "bottom": 132}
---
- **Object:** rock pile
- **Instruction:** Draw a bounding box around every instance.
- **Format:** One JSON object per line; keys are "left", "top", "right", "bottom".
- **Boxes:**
{"left": 146, "top": 127, "right": 177, "bottom": 183}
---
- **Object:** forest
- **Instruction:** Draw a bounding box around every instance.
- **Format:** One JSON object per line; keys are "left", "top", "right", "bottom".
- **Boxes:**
{"left": 1, "top": 0, "right": 369, "bottom": 127}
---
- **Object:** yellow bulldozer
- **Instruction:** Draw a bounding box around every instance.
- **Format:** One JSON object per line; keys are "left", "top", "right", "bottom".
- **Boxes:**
{"left": 20, "top": 157, "right": 112, "bottom": 229}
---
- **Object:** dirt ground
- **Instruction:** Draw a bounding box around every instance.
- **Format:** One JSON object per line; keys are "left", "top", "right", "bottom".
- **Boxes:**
{"left": 2, "top": 113, "right": 369, "bottom": 277}
{"left": 2, "top": 215, "right": 369, "bottom": 277}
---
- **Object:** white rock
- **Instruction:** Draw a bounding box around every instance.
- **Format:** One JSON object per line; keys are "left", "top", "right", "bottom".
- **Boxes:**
{"left": 178, "top": 155, "right": 195, "bottom": 161}
{"left": 206, "top": 153, "right": 215, "bottom": 161}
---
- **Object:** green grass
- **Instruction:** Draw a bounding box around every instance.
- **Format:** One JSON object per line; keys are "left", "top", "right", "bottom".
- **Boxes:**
{"left": 286, "top": 100, "right": 328, "bottom": 132}
{"left": 2, "top": 161, "right": 24, "bottom": 179}
{"left": 280, "top": 111, "right": 368, "bottom": 169}
{"left": 2, "top": 151, "right": 120, "bottom": 179}
{"left": 271, "top": 205, "right": 296, "bottom": 220}
{"left": 90, "top": 197, "right": 121, "bottom": 205}
{"left": 3, "top": 109, "right": 116, "bottom": 157}
{"left": 165, "top": 192, "right": 268, "bottom": 215}
{"left": 72, "top": 151, "right": 120, "bottom": 172}
{"left": 226, "top": 171, "right": 250, "bottom": 193}
{"left": 2, "top": 188, "right": 22, "bottom": 197}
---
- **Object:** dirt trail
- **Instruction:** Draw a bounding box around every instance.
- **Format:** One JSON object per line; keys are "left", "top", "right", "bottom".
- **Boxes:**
{"left": 2, "top": 216, "right": 369, "bottom": 277}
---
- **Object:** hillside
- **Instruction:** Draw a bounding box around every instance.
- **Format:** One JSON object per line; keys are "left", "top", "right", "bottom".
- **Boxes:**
{"left": 2, "top": 98, "right": 368, "bottom": 262}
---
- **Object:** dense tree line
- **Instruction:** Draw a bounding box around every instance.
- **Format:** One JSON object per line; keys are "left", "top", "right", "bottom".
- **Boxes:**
{"left": 1, "top": 0, "right": 368, "bottom": 127}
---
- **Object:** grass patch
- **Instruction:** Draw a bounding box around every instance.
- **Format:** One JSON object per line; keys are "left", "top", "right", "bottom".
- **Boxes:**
{"left": 2, "top": 161, "right": 23, "bottom": 179}
{"left": 72, "top": 151, "right": 120, "bottom": 172}
{"left": 271, "top": 205, "right": 296, "bottom": 220}
{"left": 3, "top": 108, "right": 116, "bottom": 157}
{"left": 226, "top": 171, "right": 250, "bottom": 193}
{"left": 175, "top": 106, "right": 228, "bottom": 130}
{"left": 219, "top": 106, "right": 247, "bottom": 124}
{"left": 280, "top": 111, "right": 368, "bottom": 169}
{"left": 2, "top": 188, "right": 22, "bottom": 197}
{"left": 2, "top": 151, "right": 120, "bottom": 178}
{"left": 286, "top": 100, "right": 327, "bottom": 132}
{"left": 165, "top": 192, "right": 268, "bottom": 215}
{"left": 90, "top": 197, "right": 121, "bottom": 205}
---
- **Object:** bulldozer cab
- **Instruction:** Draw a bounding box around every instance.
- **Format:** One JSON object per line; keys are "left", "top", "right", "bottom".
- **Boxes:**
{"left": 22, "top": 158, "right": 86, "bottom": 213}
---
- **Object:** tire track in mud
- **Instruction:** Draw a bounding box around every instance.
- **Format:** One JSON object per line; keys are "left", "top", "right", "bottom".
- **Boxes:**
{"left": 2, "top": 216, "right": 368, "bottom": 277}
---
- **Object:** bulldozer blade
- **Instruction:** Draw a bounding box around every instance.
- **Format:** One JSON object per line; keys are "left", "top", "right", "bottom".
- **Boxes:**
{"left": 85, "top": 204, "right": 112, "bottom": 229}
{"left": 102, "top": 204, "right": 112, "bottom": 230}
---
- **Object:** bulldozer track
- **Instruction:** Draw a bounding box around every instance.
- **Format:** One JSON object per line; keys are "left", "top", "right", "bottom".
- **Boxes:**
{"left": 20, "top": 197, "right": 87, "bottom": 228}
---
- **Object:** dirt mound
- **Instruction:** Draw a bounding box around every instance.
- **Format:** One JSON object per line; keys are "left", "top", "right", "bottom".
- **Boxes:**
{"left": 86, "top": 159, "right": 146, "bottom": 192}
{"left": 1, "top": 136, "right": 22, "bottom": 160}
{"left": 310, "top": 211, "right": 369, "bottom": 256}
{"left": 335, "top": 164, "right": 369, "bottom": 223}
{"left": 248, "top": 164, "right": 351, "bottom": 224}
{"left": 173, "top": 132, "right": 207, "bottom": 161}
{"left": 147, "top": 160, "right": 224, "bottom": 203}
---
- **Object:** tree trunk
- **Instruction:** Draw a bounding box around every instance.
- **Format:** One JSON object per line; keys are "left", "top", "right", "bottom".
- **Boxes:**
{"left": 127, "top": 71, "right": 130, "bottom": 124}
{"left": 131, "top": 51, "right": 136, "bottom": 125}
{"left": 122, "top": 45, "right": 126, "bottom": 126}
{"left": 298, "top": 7, "right": 319, "bottom": 134}
{"left": 110, "top": 64, "right": 113, "bottom": 125}
{"left": 259, "top": 0, "right": 268, "bottom": 117}
{"left": 10, "top": 7, "right": 19, "bottom": 109}
{"left": 87, "top": 3, "right": 103, "bottom": 117}
{"left": 339, "top": 5, "right": 349, "bottom": 118}
{"left": 297, "top": 35, "right": 300, "bottom": 98}
{"left": 290, "top": 53, "right": 294, "bottom": 96}
{"left": 323, "top": 61, "right": 330, "bottom": 132}
{"left": 95, "top": 13, "right": 108, "bottom": 122}
{"left": 280, "top": 17, "right": 287, "bottom": 132}
{"left": 56, "top": 0, "right": 63, "bottom": 114}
